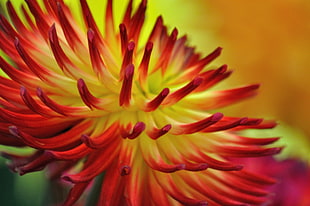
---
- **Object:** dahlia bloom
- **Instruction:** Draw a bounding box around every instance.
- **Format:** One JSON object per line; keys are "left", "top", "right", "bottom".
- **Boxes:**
{"left": 268, "top": 159, "right": 310, "bottom": 206}
{"left": 0, "top": 0, "right": 282, "bottom": 205}
{"left": 230, "top": 156, "right": 310, "bottom": 206}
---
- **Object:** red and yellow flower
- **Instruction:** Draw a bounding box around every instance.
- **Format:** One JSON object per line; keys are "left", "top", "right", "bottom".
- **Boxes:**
{"left": 229, "top": 156, "right": 310, "bottom": 206}
{"left": 0, "top": 0, "right": 282, "bottom": 205}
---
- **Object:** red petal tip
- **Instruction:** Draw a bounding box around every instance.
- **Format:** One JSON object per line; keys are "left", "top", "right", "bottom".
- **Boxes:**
{"left": 164, "top": 77, "right": 204, "bottom": 105}
{"left": 8, "top": 125, "right": 20, "bottom": 138}
{"left": 147, "top": 124, "right": 171, "bottom": 139}
{"left": 62, "top": 175, "right": 73, "bottom": 183}
{"left": 127, "top": 122, "right": 145, "bottom": 139}
{"left": 87, "top": 29, "right": 95, "bottom": 41}
{"left": 120, "top": 165, "right": 131, "bottom": 176}
{"left": 212, "top": 112, "right": 224, "bottom": 121}
{"left": 144, "top": 88, "right": 170, "bottom": 112}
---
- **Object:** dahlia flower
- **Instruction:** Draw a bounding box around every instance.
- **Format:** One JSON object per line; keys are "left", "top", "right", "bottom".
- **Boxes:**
{"left": 229, "top": 156, "right": 310, "bottom": 206}
{"left": 268, "top": 159, "right": 310, "bottom": 206}
{"left": 0, "top": 0, "right": 282, "bottom": 205}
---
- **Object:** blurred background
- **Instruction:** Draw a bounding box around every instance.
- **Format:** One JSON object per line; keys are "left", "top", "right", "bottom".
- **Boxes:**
{"left": 149, "top": 0, "right": 310, "bottom": 160}
{"left": 1, "top": 0, "right": 310, "bottom": 205}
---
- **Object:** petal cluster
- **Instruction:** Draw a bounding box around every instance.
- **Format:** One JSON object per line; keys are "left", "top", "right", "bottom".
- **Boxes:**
{"left": 0, "top": 0, "right": 282, "bottom": 205}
